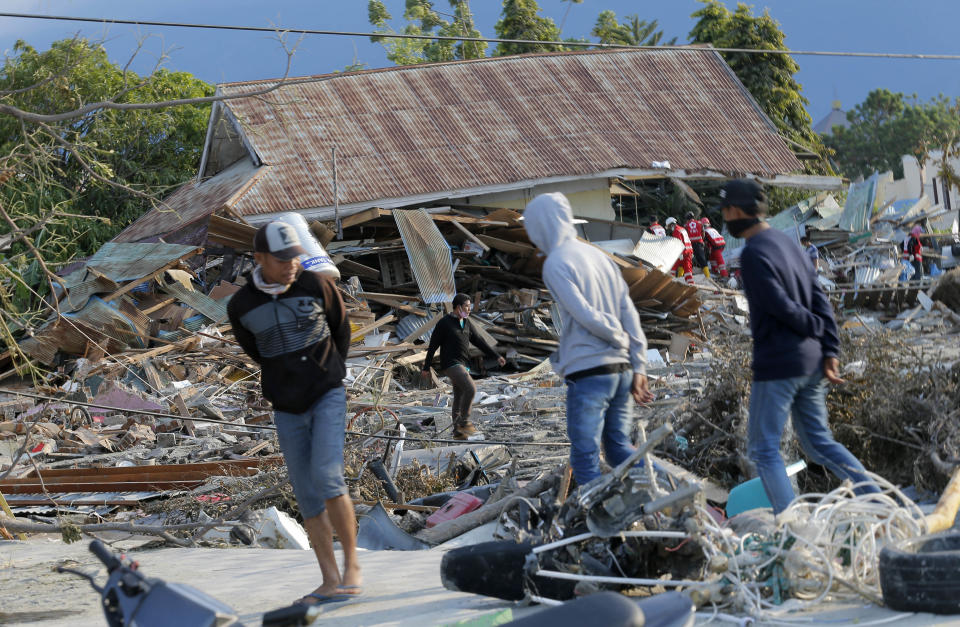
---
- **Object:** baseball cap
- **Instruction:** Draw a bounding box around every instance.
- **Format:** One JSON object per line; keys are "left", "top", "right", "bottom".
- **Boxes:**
{"left": 253, "top": 221, "right": 307, "bottom": 260}
{"left": 714, "top": 179, "right": 766, "bottom": 214}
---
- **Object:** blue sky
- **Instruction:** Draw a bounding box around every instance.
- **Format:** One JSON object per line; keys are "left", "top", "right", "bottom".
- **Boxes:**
{"left": 1, "top": 0, "right": 958, "bottom": 123}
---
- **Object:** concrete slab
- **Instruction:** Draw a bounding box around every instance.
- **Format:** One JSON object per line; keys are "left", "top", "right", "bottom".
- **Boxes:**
{"left": 2, "top": 536, "right": 960, "bottom": 626}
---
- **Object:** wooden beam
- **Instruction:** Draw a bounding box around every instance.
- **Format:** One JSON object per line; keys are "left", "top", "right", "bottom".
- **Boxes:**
{"left": 448, "top": 218, "right": 490, "bottom": 253}
{"left": 430, "top": 214, "right": 509, "bottom": 227}
{"left": 403, "top": 312, "right": 443, "bottom": 343}
{"left": 341, "top": 207, "right": 391, "bottom": 229}
{"left": 359, "top": 293, "right": 427, "bottom": 316}
{"left": 336, "top": 258, "right": 380, "bottom": 280}
{"left": 350, "top": 314, "right": 396, "bottom": 342}
{"left": 475, "top": 234, "right": 535, "bottom": 256}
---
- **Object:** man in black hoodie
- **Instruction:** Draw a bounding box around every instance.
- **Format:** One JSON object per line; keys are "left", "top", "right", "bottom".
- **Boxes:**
{"left": 421, "top": 294, "right": 505, "bottom": 439}
{"left": 228, "top": 221, "right": 361, "bottom": 605}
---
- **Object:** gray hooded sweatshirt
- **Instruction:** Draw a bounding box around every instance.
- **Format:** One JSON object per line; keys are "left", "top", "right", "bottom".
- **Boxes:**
{"left": 524, "top": 192, "right": 647, "bottom": 378}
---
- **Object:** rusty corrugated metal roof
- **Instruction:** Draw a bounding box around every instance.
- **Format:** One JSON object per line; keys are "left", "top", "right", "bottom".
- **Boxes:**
{"left": 112, "top": 158, "right": 263, "bottom": 244}
{"left": 79, "top": 243, "right": 200, "bottom": 283}
{"left": 393, "top": 209, "right": 456, "bottom": 304}
{"left": 213, "top": 48, "right": 799, "bottom": 218}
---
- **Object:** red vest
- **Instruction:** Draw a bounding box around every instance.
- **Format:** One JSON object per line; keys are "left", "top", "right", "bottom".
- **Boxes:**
{"left": 650, "top": 223, "right": 666, "bottom": 236}
{"left": 685, "top": 219, "right": 703, "bottom": 242}
{"left": 704, "top": 226, "right": 725, "bottom": 249}
{"left": 671, "top": 224, "right": 693, "bottom": 253}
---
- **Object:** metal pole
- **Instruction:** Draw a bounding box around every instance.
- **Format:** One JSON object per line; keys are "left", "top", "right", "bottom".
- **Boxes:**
{"left": 333, "top": 146, "right": 342, "bottom": 240}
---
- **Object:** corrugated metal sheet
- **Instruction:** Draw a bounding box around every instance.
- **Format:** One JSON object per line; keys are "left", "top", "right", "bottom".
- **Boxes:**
{"left": 632, "top": 233, "right": 684, "bottom": 271}
{"left": 113, "top": 158, "right": 262, "bottom": 244}
{"left": 160, "top": 281, "right": 229, "bottom": 324}
{"left": 212, "top": 48, "right": 799, "bottom": 217}
{"left": 80, "top": 243, "right": 200, "bottom": 283}
{"left": 839, "top": 174, "right": 880, "bottom": 233}
{"left": 393, "top": 209, "right": 456, "bottom": 304}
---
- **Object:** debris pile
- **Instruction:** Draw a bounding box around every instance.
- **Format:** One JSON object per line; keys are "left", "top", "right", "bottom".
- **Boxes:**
{"left": 1, "top": 189, "right": 960, "bottom": 623}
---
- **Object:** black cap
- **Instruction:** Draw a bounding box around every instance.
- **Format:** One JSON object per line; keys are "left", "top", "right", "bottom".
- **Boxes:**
{"left": 253, "top": 221, "right": 307, "bottom": 260}
{"left": 715, "top": 179, "right": 766, "bottom": 214}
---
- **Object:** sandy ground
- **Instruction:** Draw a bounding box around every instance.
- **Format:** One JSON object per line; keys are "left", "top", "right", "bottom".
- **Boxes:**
{"left": 3, "top": 534, "right": 960, "bottom": 626}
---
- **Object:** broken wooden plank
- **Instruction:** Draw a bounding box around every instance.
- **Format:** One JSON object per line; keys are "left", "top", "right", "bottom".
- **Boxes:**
{"left": 350, "top": 314, "right": 396, "bottom": 342}
{"left": 402, "top": 312, "right": 443, "bottom": 343}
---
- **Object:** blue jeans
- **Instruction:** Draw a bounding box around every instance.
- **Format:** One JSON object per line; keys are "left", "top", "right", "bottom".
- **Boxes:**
{"left": 748, "top": 373, "right": 879, "bottom": 513}
{"left": 274, "top": 386, "right": 348, "bottom": 519}
{"left": 565, "top": 370, "right": 635, "bottom": 484}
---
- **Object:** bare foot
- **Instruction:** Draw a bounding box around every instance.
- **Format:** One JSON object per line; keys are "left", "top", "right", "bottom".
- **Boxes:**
{"left": 296, "top": 583, "right": 340, "bottom": 606}
{"left": 341, "top": 564, "right": 363, "bottom": 589}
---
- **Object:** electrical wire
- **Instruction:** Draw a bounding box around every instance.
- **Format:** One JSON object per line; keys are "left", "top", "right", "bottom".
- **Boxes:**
{"left": 2, "top": 12, "right": 960, "bottom": 61}
{"left": 693, "top": 473, "right": 926, "bottom": 622}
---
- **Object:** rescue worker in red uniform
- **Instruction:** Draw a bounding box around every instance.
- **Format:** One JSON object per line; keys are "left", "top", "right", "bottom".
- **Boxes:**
{"left": 649, "top": 217, "right": 666, "bottom": 237}
{"left": 906, "top": 224, "right": 923, "bottom": 280}
{"left": 666, "top": 217, "right": 694, "bottom": 285}
{"left": 684, "top": 211, "right": 709, "bottom": 277}
{"left": 701, "top": 217, "right": 728, "bottom": 279}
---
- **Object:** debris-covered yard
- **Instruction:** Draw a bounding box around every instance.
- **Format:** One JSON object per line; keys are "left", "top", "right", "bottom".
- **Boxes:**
{"left": 3, "top": 188, "right": 960, "bottom": 626}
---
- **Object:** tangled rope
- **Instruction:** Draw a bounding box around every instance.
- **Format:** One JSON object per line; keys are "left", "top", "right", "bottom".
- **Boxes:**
{"left": 694, "top": 473, "right": 925, "bottom": 622}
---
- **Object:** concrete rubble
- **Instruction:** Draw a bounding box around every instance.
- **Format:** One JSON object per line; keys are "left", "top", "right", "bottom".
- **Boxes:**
{"left": 3, "top": 194, "right": 960, "bottom": 625}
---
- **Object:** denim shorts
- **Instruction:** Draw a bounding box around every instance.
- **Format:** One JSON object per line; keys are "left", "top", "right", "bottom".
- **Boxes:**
{"left": 274, "top": 386, "right": 348, "bottom": 519}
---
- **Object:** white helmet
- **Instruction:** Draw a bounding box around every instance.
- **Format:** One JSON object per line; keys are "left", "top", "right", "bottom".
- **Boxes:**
{"left": 665, "top": 217, "right": 677, "bottom": 227}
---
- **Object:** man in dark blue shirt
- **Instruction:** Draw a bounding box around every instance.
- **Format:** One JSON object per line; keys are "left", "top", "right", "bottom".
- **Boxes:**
{"left": 719, "top": 179, "right": 879, "bottom": 514}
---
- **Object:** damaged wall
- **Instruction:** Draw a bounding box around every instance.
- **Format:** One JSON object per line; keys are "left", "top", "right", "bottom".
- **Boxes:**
{"left": 458, "top": 178, "right": 615, "bottom": 221}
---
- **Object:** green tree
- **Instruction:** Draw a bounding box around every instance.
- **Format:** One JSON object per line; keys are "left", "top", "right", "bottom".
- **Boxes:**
{"left": 369, "top": 0, "right": 486, "bottom": 65}
{"left": 689, "top": 0, "right": 829, "bottom": 173}
{"left": 592, "top": 11, "right": 676, "bottom": 47}
{"left": 0, "top": 38, "right": 213, "bottom": 260}
{"left": 494, "top": 0, "right": 562, "bottom": 56}
{"left": 825, "top": 89, "right": 960, "bottom": 180}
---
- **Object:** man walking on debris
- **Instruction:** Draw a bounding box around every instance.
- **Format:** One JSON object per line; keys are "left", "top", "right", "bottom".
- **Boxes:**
{"left": 227, "top": 221, "right": 362, "bottom": 606}
{"left": 523, "top": 192, "right": 654, "bottom": 485}
{"left": 718, "top": 179, "right": 880, "bottom": 514}
{"left": 422, "top": 294, "right": 506, "bottom": 440}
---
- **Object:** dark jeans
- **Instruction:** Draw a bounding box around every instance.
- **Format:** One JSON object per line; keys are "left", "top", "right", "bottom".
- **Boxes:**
{"left": 912, "top": 260, "right": 923, "bottom": 280}
{"left": 443, "top": 364, "right": 476, "bottom": 426}
{"left": 565, "top": 370, "right": 635, "bottom": 484}
{"left": 692, "top": 241, "right": 708, "bottom": 269}
{"left": 747, "top": 373, "right": 880, "bottom": 513}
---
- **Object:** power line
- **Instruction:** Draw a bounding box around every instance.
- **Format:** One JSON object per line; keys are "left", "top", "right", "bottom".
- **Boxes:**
{"left": 2, "top": 12, "right": 960, "bottom": 61}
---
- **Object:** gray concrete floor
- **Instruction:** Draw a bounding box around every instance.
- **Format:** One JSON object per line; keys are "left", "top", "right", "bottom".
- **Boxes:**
{"left": 3, "top": 535, "right": 960, "bottom": 626}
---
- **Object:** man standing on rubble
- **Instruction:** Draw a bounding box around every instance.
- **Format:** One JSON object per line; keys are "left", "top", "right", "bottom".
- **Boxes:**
{"left": 684, "top": 211, "right": 710, "bottom": 278}
{"left": 718, "top": 179, "right": 879, "bottom": 514}
{"left": 523, "top": 192, "right": 653, "bottom": 485}
{"left": 227, "top": 221, "right": 362, "bottom": 606}
{"left": 422, "top": 294, "right": 506, "bottom": 440}
{"left": 666, "top": 217, "right": 694, "bottom": 285}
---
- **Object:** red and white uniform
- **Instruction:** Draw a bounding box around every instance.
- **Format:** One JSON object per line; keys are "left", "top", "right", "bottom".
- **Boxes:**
{"left": 907, "top": 235, "right": 923, "bottom": 262}
{"left": 670, "top": 223, "right": 694, "bottom": 285}
{"left": 703, "top": 224, "right": 728, "bottom": 278}
{"left": 901, "top": 236, "right": 912, "bottom": 262}
{"left": 649, "top": 222, "right": 666, "bottom": 237}
{"left": 685, "top": 219, "right": 704, "bottom": 243}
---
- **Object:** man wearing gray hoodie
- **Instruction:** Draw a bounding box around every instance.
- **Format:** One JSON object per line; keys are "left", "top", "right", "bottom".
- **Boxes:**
{"left": 524, "top": 192, "right": 654, "bottom": 485}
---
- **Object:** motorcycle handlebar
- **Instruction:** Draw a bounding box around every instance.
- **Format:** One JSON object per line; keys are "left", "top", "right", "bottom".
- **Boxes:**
{"left": 89, "top": 540, "right": 122, "bottom": 573}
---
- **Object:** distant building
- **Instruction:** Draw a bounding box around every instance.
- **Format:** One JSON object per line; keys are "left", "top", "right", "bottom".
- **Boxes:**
{"left": 814, "top": 100, "right": 850, "bottom": 136}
